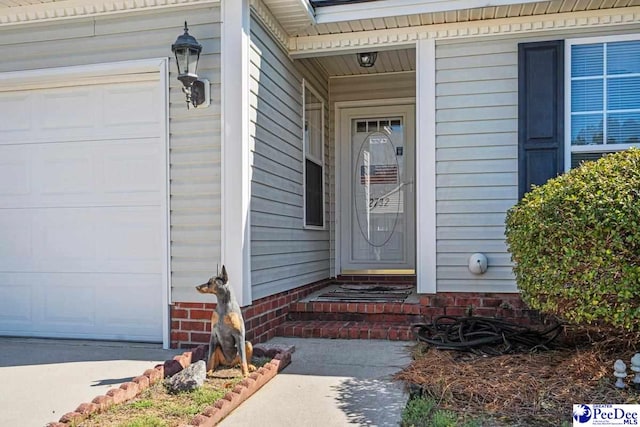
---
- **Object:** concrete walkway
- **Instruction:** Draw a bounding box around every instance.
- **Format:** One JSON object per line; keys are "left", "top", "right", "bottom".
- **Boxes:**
{"left": 0, "top": 337, "right": 412, "bottom": 427}
{"left": 220, "top": 337, "right": 412, "bottom": 427}
{"left": 0, "top": 337, "right": 179, "bottom": 427}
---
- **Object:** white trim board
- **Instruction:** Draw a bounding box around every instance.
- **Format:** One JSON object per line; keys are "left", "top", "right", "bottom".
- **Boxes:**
{"left": 222, "top": 0, "right": 252, "bottom": 307}
{"left": 415, "top": 38, "right": 436, "bottom": 294}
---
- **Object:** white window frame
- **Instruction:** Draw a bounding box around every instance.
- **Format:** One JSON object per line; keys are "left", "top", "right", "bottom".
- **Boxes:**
{"left": 302, "top": 79, "right": 326, "bottom": 229}
{"left": 565, "top": 33, "right": 640, "bottom": 171}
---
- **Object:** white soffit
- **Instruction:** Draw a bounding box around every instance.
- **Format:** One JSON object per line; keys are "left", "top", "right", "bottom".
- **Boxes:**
{"left": 260, "top": 0, "right": 315, "bottom": 33}
{"left": 288, "top": 5, "right": 640, "bottom": 55}
{"left": 314, "top": 0, "right": 548, "bottom": 23}
{"left": 256, "top": 0, "right": 639, "bottom": 37}
{"left": 299, "top": 0, "right": 639, "bottom": 37}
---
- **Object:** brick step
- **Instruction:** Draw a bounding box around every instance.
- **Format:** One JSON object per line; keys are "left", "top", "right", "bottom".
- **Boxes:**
{"left": 288, "top": 301, "right": 423, "bottom": 323}
{"left": 276, "top": 320, "right": 416, "bottom": 341}
{"left": 291, "top": 300, "right": 421, "bottom": 314}
{"left": 290, "top": 311, "right": 424, "bottom": 323}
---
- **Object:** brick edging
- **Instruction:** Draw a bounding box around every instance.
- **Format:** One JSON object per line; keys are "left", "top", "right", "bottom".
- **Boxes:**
{"left": 46, "top": 345, "right": 292, "bottom": 427}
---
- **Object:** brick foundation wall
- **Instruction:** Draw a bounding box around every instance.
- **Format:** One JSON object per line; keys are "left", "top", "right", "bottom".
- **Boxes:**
{"left": 170, "top": 277, "right": 538, "bottom": 348}
{"left": 419, "top": 292, "right": 540, "bottom": 326}
{"left": 170, "top": 279, "right": 331, "bottom": 348}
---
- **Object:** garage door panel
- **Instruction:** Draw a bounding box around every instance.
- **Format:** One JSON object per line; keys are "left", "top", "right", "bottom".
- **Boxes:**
{"left": 103, "top": 140, "right": 162, "bottom": 194}
{"left": 38, "top": 209, "right": 98, "bottom": 261}
{"left": 0, "top": 273, "right": 162, "bottom": 341}
{"left": 0, "top": 210, "right": 33, "bottom": 264}
{"left": 0, "top": 82, "right": 160, "bottom": 145}
{"left": 0, "top": 139, "right": 162, "bottom": 209}
{"left": 0, "top": 70, "right": 166, "bottom": 342}
{"left": 40, "top": 154, "right": 95, "bottom": 195}
{"left": 99, "top": 207, "right": 163, "bottom": 269}
{"left": 44, "top": 284, "right": 95, "bottom": 325}
{"left": 41, "top": 88, "right": 94, "bottom": 131}
{"left": 103, "top": 81, "right": 160, "bottom": 128}
{"left": 0, "top": 147, "right": 30, "bottom": 196}
{"left": 0, "top": 207, "right": 162, "bottom": 274}
{"left": 0, "top": 283, "right": 32, "bottom": 324}
{"left": 0, "top": 93, "right": 30, "bottom": 133}
{"left": 96, "top": 277, "right": 163, "bottom": 331}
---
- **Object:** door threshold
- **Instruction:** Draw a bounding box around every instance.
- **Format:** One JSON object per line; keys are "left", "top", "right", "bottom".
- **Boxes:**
{"left": 341, "top": 269, "right": 415, "bottom": 275}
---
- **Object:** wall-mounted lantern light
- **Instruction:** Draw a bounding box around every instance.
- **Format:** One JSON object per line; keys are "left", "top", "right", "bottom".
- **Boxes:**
{"left": 357, "top": 52, "right": 378, "bottom": 68}
{"left": 171, "top": 22, "right": 209, "bottom": 109}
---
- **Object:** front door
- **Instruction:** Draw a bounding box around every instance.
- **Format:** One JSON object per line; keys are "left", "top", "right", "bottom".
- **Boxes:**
{"left": 339, "top": 104, "right": 415, "bottom": 273}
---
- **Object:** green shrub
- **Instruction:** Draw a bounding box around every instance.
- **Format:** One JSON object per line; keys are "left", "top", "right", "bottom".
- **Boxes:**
{"left": 505, "top": 148, "right": 640, "bottom": 330}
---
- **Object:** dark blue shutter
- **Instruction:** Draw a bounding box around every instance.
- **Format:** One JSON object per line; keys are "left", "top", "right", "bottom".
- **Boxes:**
{"left": 518, "top": 40, "right": 564, "bottom": 199}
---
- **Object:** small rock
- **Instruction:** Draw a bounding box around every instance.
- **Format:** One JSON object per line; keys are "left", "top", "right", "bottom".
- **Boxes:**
{"left": 166, "top": 360, "right": 206, "bottom": 393}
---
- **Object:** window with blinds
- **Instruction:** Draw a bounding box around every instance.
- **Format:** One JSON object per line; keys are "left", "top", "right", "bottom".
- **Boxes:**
{"left": 303, "top": 81, "right": 325, "bottom": 227}
{"left": 567, "top": 35, "right": 640, "bottom": 168}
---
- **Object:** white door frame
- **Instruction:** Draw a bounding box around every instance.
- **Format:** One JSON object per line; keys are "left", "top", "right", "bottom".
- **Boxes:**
{"left": 0, "top": 58, "right": 171, "bottom": 348}
{"left": 334, "top": 97, "right": 415, "bottom": 277}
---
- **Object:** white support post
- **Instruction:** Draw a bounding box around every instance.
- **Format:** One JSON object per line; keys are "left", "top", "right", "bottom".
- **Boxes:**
{"left": 416, "top": 38, "right": 437, "bottom": 294}
{"left": 222, "top": 0, "right": 252, "bottom": 306}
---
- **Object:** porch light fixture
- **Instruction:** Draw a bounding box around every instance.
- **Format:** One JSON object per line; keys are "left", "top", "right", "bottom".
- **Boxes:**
{"left": 171, "top": 22, "right": 210, "bottom": 109}
{"left": 357, "top": 52, "right": 377, "bottom": 68}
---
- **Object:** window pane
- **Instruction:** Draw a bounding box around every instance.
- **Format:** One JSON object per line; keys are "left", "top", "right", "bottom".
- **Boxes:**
{"left": 607, "top": 40, "right": 640, "bottom": 75}
{"left": 304, "top": 87, "right": 323, "bottom": 160}
{"left": 608, "top": 77, "right": 640, "bottom": 111}
{"left": 571, "top": 44, "right": 603, "bottom": 77}
{"left": 571, "top": 79, "right": 603, "bottom": 112}
{"left": 608, "top": 112, "right": 640, "bottom": 145}
{"left": 305, "top": 159, "right": 323, "bottom": 226}
{"left": 571, "top": 114, "right": 604, "bottom": 145}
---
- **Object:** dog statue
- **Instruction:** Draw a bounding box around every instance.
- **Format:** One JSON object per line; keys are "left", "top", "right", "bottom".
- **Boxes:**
{"left": 196, "top": 266, "right": 255, "bottom": 376}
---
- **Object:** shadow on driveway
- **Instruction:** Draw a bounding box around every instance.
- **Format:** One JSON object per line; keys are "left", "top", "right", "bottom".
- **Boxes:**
{"left": 0, "top": 337, "right": 179, "bottom": 427}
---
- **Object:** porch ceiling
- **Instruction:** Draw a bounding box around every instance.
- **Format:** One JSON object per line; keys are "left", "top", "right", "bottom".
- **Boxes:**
{"left": 309, "top": 47, "right": 415, "bottom": 76}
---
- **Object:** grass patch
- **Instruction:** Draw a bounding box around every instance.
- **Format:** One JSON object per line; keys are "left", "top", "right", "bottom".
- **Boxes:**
{"left": 77, "top": 357, "right": 271, "bottom": 427}
{"left": 401, "top": 396, "right": 480, "bottom": 427}
{"left": 77, "top": 375, "right": 242, "bottom": 427}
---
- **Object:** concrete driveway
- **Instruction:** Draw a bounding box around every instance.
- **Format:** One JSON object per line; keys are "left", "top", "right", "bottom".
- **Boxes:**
{"left": 0, "top": 337, "right": 179, "bottom": 427}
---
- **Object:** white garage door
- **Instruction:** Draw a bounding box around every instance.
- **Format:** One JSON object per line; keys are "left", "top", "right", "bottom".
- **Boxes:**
{"left": 0, "top": 69, "right": 167, "bottom": 342}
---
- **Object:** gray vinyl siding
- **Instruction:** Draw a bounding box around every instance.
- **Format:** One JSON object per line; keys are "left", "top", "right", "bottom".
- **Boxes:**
{"left": 249, "top": 14, "right": 330, "bottom": 300}
{"left": 434, "top": 26, "right": 640, "bottom": 293}
{"left": 435, "top": 38, "right": 518, "bottom": 293}
{"left": 0, "top": 6, "right": 223, "bottom": 303}
{"left": 328, "top": 72, "right": 416, "bottom": 275}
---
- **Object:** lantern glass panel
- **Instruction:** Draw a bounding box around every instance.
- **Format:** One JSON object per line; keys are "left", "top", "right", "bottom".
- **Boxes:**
{"left": 187, "top": 47, "right": 200, "bottom": 75}
{"left": 174, "top": 49, "right": 187, "bottom": 75}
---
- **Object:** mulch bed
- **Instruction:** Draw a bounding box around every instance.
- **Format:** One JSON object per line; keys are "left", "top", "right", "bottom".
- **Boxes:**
{"left": 395, "top": 326, "right": 640, "bottom": 426}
